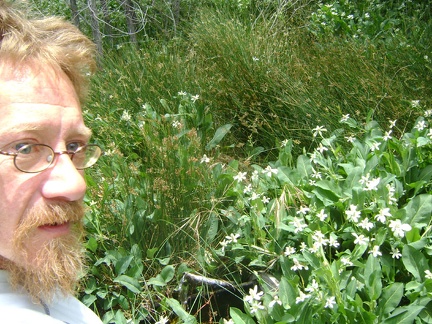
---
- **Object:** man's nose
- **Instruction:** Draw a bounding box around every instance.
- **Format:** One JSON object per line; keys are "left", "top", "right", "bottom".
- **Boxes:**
{"left": 41, "top": 153, "right": 87, "bottom": 201}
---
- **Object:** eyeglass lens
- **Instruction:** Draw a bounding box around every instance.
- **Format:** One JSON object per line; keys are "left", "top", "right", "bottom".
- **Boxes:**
{"left": 15, "top": 144, "right": 102, "bottom": 173}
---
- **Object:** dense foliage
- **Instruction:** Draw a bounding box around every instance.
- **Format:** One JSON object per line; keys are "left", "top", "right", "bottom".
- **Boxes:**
{"left": 29, "top": 0, "right": 432, "bottom": 323}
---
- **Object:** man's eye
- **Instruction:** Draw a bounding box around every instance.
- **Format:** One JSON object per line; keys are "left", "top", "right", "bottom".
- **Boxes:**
{"left": 15, "top": 143, "right": 32, "bottom": 154}
{"left": 66, "top": 142, "right": 83, "bottom": 152}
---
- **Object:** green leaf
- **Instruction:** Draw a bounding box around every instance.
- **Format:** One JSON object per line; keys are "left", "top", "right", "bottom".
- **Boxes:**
{"left": 402, "top": 245, "right": 428, "bottom": 281}
{"left": 166, "top": 298, "right": 196, "bottom": 324}
{"left": 160, "top": 265, "right": 175, "bottom": 283}
{"left": 382, "top": 306, "right": 424, "bottom": 324}
{"left": 230, "top": 307, "right": 256, "bottom": 324}
{"left": 113, "top": 275, "right": 141, "bottom": 293}
{"left": 402, "top": 194, "right": 432, "bottom": 229}
{"left": 364, "top": 254, "right": 382, "bottom": 300}
{"left": 378, "top": 283, "right": 403, "bottom": 316}
{"left": 205, "top": 124, "right": 232, "bottom": 150}
{"left": 85, "top": 236, "right": 98, "bottom": 253}
{"left": 279, "top": 277, "right": 297, "bottom": 307}
{"left": 296, "top": 155, "right": 313, "bottom": 179}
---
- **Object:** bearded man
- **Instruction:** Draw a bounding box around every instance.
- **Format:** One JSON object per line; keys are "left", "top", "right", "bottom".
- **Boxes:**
{"left": 0, "top": 1, "right": 103, "bottom": 322}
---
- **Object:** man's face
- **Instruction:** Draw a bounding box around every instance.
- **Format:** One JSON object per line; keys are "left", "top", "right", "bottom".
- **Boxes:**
{"left": 0, "top": 63, "right": 91, "bottom": 299}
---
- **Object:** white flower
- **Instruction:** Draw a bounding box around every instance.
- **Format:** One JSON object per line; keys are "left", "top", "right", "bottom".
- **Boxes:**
{"left": 262, "top": 165, "right": 278, "bottom": 177}
{"left": 300, "top": 242, "right": 308, "bottom": 252}
{"left": 252, "top": 56, "right": 260, "bottom": 62}
{"left": 172, "top": 120, "right": 182, "bottom": 128}
{"left": 390, "top": 247, "right": 402, "bottom": 259}
{"left": 317, "top": 209, "right": 328, "bottom": 221}
{"left": 340, "top": 114, "right": 350, "bottom": 122}
{"left": 428, "top": 129, "right": 432, "bottom": 139}
{"left": 225, "top": 233, "right": 240, "bottom": 243}
{"left": 370, "top": 142, "right": 381, "bottom": 151}
{"left": 383, "top": 130, "right": 392, "bottom": 141}
{"left": 249, "top": 192, "right": 260, "bottom": 201}
{"left": 155, "top": 316, "right": 169, "bottom": 324}
{"left": 375, "top": 208, "right": 391, "bottom": 223}
{"left": 251, "top": 170, "right": 260, "bottom": 181}
{"left": 296, "top": 290, "right": 311, "bottom": 304}
{"left": 389, "top": 219, "right": 412, "bottom": 238}
{"left": 291, "top": 258, "right": 309, "bottom": 271}
{"left": 312, "top": 170, "right": 322, "bottom": 179}
{"left": 312, "top": 230, "right": 329, "bottom": 247}
{"left": 234, "top": 171, "right": 247, "bottom": 182}
{"left": 223, "top": 319, "right": 234, "bottom": 324}
{"left": 425, "top": 270, "right": 432, "bottom": 280}
{"left": 250, "top": 301, "right": 265, "bottom": 314}
{"left": 297, "top": 206, "right": 310, "bottom": 215}
{"left": 425, "top": 110, "right": 432, "bottom": 118}
{"left": 329, "top": 235, "right": 339, "bottom": 248}
{"left": 245, "top": 286, "right": 264, "bottom": 303}
{"left": 243, "top": 184, "right": 252, "bottom": 194}
{"left": 191, "top": 94, "right": 200, "bottom": 102}
{"left": 316, "top": 143, "right": 328, "bottom": 153}
{"left": 324, "top": 296, "right": 336, "bottom": 308}
{"left": 346, "top": 204, "right": 361, "bottom": 223}
{"left": 389, "top": 120, "right": 397, "bottom": 128}
{"left": 305, "top": 279, "right": 319, "bottom": 293}
{"left": 281, "top": 139, "right": 289, "bottom": 147}
{"left": 261, "top": 195, "right": 270, "bottom": 204}
{"left": 359, "top": 173, "right": 370, "bottom": 185}
{"left": 290, "top": 217, "right": 308, "bottom": 233}
{"left": 358, "top": 218, "right": 374, "bottom": 231}
{"left": 352, "top": 233, "right": 369, "bottom": 245}
{"left": 414, "top": 120, "right": 427, "bottom": 131}
{"left": 177, "top": 91, "right": 187, "bottom": 96}
{"left": 341, "top": 257, "right": 353, "bottom": 267}
{"left": 269, "top": 295, "right": 282, "bottom": 308}
{"left": 121, "top": 110, "right": 132, "bottom": 121}
{"left": 312, "top": 125, "right": 328, "bottom": 137}
{"left": 365, "top": 177, "right": 380, "bottom": 191}
{"left": 284, "top": 246, "right": 296, "bottom": 256}
{"left": 369, "top": 245, "right": 382, "bottom": 258}
{"left": 345, "top": 135, "right": 356, "bottom": 143}
{"left": 200, "top": 154, "right": 210, "bottom": 163}
{"left": 219, "top": 240, "right": 229, "bottom": 252}
{"left": 411, "top": 100, "right": 420, "bottom": 108}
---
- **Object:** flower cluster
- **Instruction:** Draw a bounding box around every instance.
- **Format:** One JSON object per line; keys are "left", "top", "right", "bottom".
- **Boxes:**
{"left": 213, "top": 110, "right": 432, "bottom": 323}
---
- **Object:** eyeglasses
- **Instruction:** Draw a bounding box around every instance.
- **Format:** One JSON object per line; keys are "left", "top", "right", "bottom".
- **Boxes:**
{"left": 0, "top": 143, "right": 103, "bottom": 173}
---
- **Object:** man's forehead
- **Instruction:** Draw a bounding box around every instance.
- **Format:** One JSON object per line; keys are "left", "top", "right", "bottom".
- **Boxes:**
{"left": 0, "top": 62, "right": 79, "bottom": 106}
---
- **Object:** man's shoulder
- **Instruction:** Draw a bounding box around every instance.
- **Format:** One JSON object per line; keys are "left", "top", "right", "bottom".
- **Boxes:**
{"left": 0, "top": 306, "right": 64, "bottom": 323}
{"left": 49, "top": 294, "right": 103, "bottom": 324}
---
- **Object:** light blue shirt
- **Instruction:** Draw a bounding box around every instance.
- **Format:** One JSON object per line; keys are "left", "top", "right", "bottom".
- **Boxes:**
{"left": 0, "top": 270, "right": 102, "bottom": 323}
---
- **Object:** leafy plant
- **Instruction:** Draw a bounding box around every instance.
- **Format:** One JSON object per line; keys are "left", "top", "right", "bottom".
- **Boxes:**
{"left": 196, "top": 108, "right": 432, "bottom": 323}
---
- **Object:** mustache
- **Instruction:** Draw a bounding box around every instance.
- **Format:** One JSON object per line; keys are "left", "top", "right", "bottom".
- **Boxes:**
{"left": 21, "top": 201, "right": 85, "bottom": 228}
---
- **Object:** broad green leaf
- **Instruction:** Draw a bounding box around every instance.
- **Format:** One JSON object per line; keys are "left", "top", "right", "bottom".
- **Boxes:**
{"left": 378, "top": 283, "right": 403, "bottom": 316}
{"left": 279, "top": 277, "right": 297, "bottom": 307}
{"left": 402, "top": 245, "right": 428, "bottom": 281}
{"left": 205, "top": 123, "right": 232, "bottom": 150}
{"left": 364, "top": 254, "right": 382, "bottom": 300}
{"left": 160, "top": 265, "right": 175, "bottom": 283}
{"left": 230, "top": 307, "right": 256, "bottom": 324}
{"left": 205, "top": 212, "right": 219, "bottom": 243}
{"left": 382, "top": 305, "right": 424, "bottom": 324}
{"left": 113, "top": 275, "right": 141, "bottom": 293}
{"left": 115, "top": 255, "right": 133, "bottom": 276}
{"left": 166, "top": 298, "right": 196, "bottom": 324}
{"left": 402, "top": 194, "right": 432, "bottom": 229}
{"left": 296, "top": 155, "right": 313, "bottom": 179}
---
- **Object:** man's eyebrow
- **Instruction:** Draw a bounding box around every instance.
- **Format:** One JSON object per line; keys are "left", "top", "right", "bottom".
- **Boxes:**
{"left": 1, "top": 124, "right": 93, "bottom": 138}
